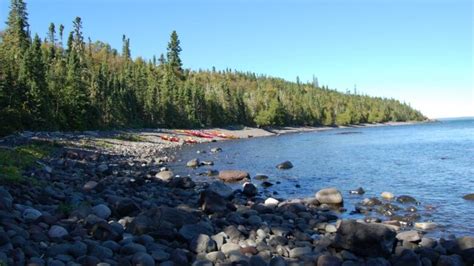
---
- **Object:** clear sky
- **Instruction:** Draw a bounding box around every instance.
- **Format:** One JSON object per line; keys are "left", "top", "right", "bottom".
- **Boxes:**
{"left": 1, "top": 0, "right": 472, "bottom": 118}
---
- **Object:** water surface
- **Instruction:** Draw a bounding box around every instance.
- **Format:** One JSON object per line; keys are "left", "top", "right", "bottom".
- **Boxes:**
{"left": 171, "top": 119, "right": 474, "bottom": 237}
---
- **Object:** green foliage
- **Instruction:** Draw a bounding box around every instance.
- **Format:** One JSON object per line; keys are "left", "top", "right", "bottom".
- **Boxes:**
{"left": 0, "top": 141, "right": 57, "bottom": 183}
{"left": 0, "top": 0, "right": 426, "bottom": 136}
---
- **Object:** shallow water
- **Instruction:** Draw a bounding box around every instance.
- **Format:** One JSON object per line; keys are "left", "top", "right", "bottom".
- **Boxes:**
{"left": 170, "top": 118, "right": 474, "bottom": 237}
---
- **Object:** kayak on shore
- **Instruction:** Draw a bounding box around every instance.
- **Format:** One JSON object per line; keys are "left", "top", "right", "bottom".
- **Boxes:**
{"left": 160, "top": 135, "right": 180, "bottom": 142}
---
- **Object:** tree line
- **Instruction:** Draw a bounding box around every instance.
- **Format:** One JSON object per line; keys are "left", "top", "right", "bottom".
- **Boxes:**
{"left": 0, "top": 0, "right": 425, "bottom": 136}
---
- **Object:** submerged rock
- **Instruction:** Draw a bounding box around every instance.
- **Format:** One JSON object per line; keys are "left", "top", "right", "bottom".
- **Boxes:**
{"left": 462, "top": 193, "right": 474, "bottom": 200}
{"left": 315, "top": 187, "right": 343, "bottom": 205}
{"left": 350, "top": 187, "right": 365, "bottom": 195}
{"left": 396, "top": 195, "right": 418, "bottom": 204}
{"left": 276, "top": 161, "right": 293, "bottom": 169}
{"left": 415, "top": 222, "right": 437, "bottom": 230}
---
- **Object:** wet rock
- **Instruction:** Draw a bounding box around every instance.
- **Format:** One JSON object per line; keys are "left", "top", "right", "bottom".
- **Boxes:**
{"left": 132, "top": 252, "right": 155, "bottom": 266}
{"left": 462, "top": 193, "right": 474, "bottom": 200}
{"left": 381, "top": 192, "right": 395, "bottom": 200}
{"left": 316, "top": 187, "right": 343, "bottom": 205}
{"left": 171, "top": 248, "right": 190, "bottom": 265}
{"left": 261, "top": 181, "right": 274, "bottom": 188}
{"left": 155, "top": 170, "right": 174, "bottom": 181}
{"left": 91, "top": 204, "right": 111, "bottom": 220}
{"left": 396, "top": 230, "right": 422, "bottom": 242}
{"left": 218, "top": 170, "right": 250, "bottom": 182}
{"left": 96, "top": 163, "right": 109, "bottom": 173}
{"left": 396, "top": 195, "right": 418, "bottom": 204}
{"left": 22, "top": 208, "right": 42, "bottom": 222}
{"left": 415, "top": 222, "right": 437, "bottom": 230}
{"left": 276, "top": 161, "right": 293, "bottom": 169}
{"left": 207, "top": 181, "right": 234, "bottom": 199}
{"left": 334, "top": 220, "right": 396, "bottom": 258}
{"left": 350, "top": 187, "right": 365, "bottom": 195}
{"left": 187, "top": 158, "right": 200, "bottom": 168}
{"left": 48, "top": 225, "right": 68, "bottom": 239}
{"left": 210, "top": 147, "right": 222, "bottom": 153}
{"left": 243, "top": 182, "right": 258, "bottom": 197}
{"left": 363, "top": 197, "right": 382, "bottom": 206}
{"left": 456, "top": 236, "right": 474, "bottom": 250}
{"left": 201, "top": 160, "right": 214, "bottom": 166}
{"left": 249, "top": 255, "right": 267, "bottom": 266}
{"left": 317, "top": 254, "right": 342, "bottom": 266}
{"left": 254, "top": 174, "right": 269, "bottom": 181}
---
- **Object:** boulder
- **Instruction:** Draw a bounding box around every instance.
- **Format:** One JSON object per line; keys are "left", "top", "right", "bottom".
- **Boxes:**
{"left": 264, "top": 198, "right": 280, "bottom": 207}
{"left": 83, "top": 181, "right": 99, "bottom": 192}
{"left": 254, "top": 174, "right": 269, "bottom": 181}
{"left": 334, "top": 220, "right": 396, "bottom": 258}
{"left": 350, "top": 187, "right": 365, "bottom": 195}
{"left": 22, "top": 208, "right": 42, "bottom": 222}
{"left": 396, "top": 230, "right": 421, "bottom": 242}
{"left": 48, "top": 225, "right": 69, "bottom": 239}
{"left": 276, "top": 161, "right": 293, "bottom": 169}
{"left": 317, "top": 254, "right": 342, "bottom": 266}
{"left": 243, "top": 182, "right": 258, "bottom": 197}
{"left": 315, "top": 187, "right": 343, "bottom": 205}
{"left": 289, "top": 246, "right": 312, "bottom": 258}
{"left": 131, "top": 252, "right": 155, "bottom": 266}
{"left": 396, "top": 195, "right": 418, "bottom": 204}
{"left": 187, "top": 159, "right": 200, "bottom": 168}
{"left": 218, "top": 170, "right": 249, "bottom": 182}
{"left": 91, "top": 204, "right": 111, "bottom": 220}
{"left": 155, "top": 171, "right": 174, "bottom": 181}
{"left": 199, "top": 190, "right": 232, "bottom": 214}
{"left": 128, "top": 206, "right": 199, "bottom": 236}
{"left": 210, "top": 147, "right": 222, "bottom": 153}
{"left": 414, "top": 222, "right": 437, "bottom": 230}
{"left": 179, "top": 223, "right": 213, "bottom": 241}
{"left": 207, "top": 181, "right": 233, "bottom": 198}
{"left": 381, "top": 192, "right": 395, "bottom": 200}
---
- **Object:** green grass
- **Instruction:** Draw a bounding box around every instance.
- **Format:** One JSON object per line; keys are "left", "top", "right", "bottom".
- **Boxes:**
{"left": 114, "top": 133, "right": 146, "bottom": 142}
{"left": 0, "top": 141, "right": 58, "bottom": 183}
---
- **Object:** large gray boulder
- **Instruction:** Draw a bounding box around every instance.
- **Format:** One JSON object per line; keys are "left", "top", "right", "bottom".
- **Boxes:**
{"left": 315, "top": 187, "right": 343, "bottom": 205}
{"left": 218, "top": 170, "right": 249, "bottom": 182}
{"left": 334, "top": 220, "right": 396, "bottom": 258}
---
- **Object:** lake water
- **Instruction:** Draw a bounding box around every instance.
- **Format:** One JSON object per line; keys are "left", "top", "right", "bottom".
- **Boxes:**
{"left": 171, "top": 118, "right": 474, "bottom": 237}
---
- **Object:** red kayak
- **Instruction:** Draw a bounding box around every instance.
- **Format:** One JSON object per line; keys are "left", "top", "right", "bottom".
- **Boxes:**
{"left": 184, "top": 138, "right": 198, "bottom": 144}
{"left": 184, "top": 130, "right": 214, "bottom": 139}
{"left": 160, "top": 135, "right": 180, "bottom": 142}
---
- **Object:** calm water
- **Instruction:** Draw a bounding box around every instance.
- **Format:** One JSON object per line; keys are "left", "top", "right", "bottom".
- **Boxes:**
{"left": 171, "top": 118, "right": 474, "bottom": 237}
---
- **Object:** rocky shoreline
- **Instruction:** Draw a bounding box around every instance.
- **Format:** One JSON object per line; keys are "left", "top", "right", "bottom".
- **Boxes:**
{"left": 0, "top": 127, "right": 472, "bottom": 266}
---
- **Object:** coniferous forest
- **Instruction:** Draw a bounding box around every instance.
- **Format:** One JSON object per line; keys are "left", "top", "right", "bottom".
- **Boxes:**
{"left": 0, "top": 0, "right": 426, "bottom": 136}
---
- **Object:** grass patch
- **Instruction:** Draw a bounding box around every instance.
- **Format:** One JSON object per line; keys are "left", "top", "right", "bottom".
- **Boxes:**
{"left": 114, "top": 133, "right": 146, "bottom": 142}
{"left": 0, "top": 141, "right": 58, "bottom": 183}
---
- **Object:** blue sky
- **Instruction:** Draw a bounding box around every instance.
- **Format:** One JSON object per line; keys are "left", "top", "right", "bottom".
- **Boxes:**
{"left": 1, "top": 0, "right": 472, "bottom": 118}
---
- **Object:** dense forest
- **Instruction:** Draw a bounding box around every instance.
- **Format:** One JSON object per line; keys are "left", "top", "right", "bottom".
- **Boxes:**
{"left": 0, "top": 0, "right": 425, "bottom": 136}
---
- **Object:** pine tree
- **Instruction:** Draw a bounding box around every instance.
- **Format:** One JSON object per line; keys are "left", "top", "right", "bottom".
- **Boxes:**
{"left": 166, "top": 31, "right": 183, "bottom": 76}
